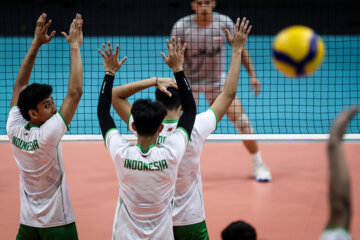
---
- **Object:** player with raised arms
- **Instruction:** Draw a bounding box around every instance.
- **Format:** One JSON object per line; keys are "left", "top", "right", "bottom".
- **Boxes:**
{"left": 6, "top": 13, "right": 83, "bottom": 239}
{"left": 171, "top": 0, "right": 271, "bottom": 181}
{"left": 97, "top": 37, "right": 196, "bottom": 239}
{"left": 112, "top": 17, "right": 251, "bottom": 240}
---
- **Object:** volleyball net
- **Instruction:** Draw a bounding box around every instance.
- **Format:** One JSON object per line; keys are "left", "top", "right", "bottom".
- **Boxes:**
{"left": 0, "top": 0, "right": 359, "bottom": 141}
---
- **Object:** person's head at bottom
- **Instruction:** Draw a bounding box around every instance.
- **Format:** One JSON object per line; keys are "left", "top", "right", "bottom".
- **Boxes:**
{"left": 221, "top": 220, "right": 257, "bottom": 240}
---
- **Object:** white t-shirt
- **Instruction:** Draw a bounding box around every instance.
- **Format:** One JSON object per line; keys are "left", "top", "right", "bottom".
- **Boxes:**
{"left": 6, "top": 106, "right": 75, "bottom": 228}
{"left": 320, "top": 228, "right": 352, "bottom": 240}
{"left": 129, "top": 109, "right": 217, "bottom": 226}
{"left": 106, "top": 127, "right": 189, "bottom": 239}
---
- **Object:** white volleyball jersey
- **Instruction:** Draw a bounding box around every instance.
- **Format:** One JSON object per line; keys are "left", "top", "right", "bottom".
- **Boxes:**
{"left": 6, "top": 106, "right": 75, "bottom": 228}
{"left": 129, "top": 109, "right": 217, "bottom": 226}
{"left": 105, "top": 127, "right": 189, "bottom": 239}
{"left": 320, "top": 228, "right": 352, "bottom": 240}
{"left": 171, "top": 12, "right": 234, "bottom": 85}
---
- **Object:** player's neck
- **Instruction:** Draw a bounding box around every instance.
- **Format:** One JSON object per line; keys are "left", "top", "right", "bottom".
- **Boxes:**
{"left": 164, "top": 110, "right": 181, "bottom": 120}
{"left": 194, "top": 14, "right": 212, "bottom": 27}
{"left": 137, "top": 135, "right": 158, "bottom": 150}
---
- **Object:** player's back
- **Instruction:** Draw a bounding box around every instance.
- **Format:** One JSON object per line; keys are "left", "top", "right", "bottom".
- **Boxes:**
{"left": 106, "top": 128, "right": 188, "bottom": 239}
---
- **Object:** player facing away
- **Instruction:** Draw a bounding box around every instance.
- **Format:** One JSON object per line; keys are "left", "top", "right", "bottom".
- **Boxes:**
{"left": 97, "top": 38, "right": 196, "bottom": 239}
{"left": 112, "top": 17, "right": 252, "bottom": 240}
{"left": 6, "top": 13, "right": 83, "bottom": 239}
{"left": 320, "top": 107, "right": 358, "bottom": 240}
{"left": 171, "top": 0, "right": 271, "bottom": 181}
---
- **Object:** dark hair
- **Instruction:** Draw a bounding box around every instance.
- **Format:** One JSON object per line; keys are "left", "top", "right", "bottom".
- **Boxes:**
{"left": 221, "top": 220, "right": 257, "bottom": 240}
{"left": 155, "top": 87, "right": 181, "bottom": 111}
{"left": 131, "top": 99, "right": 167, "bottom": 136}
{"left": 17, "top": 83, "right": 53, "bottom": 121}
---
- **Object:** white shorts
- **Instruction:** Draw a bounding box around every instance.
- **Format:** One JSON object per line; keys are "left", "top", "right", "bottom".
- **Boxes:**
{"left": 320, "top": 228, "right": 352, "bottom": 240}
{"left": 190, "top": 73, "right": 226, "bottom": 104}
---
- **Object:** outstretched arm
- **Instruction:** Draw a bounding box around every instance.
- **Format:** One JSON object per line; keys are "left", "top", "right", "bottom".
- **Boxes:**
{"left": 10, "top": 13, "right": 56, "bottom": 108}
{"left": 161, "top": 37, "right": 196, "bottom": 137}
{"left": 326, "top": 106, "right": 358, "bottom": 230}
{"left": 97, "top": 42, "right": 127, "bottom": 138}
{"left": 59, "top": 14, "right": 83, "bottom": 125}
{"left": 112, "top": 77, "right": 177, "bottom": 123}
{"left": 211, "top": 17, "right": 252, "bottom": 122}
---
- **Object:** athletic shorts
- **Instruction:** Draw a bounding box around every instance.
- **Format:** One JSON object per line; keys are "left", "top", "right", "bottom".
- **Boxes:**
{"left": 320, "top": 228, "right": 352, "bottom": 240}
{"left": 191, "top": 73, "right": 226, "bottom": 104}
{"left": 16, "top": 222, "right": 78, "bottom": 240}
{"left": 173, "top": 221, "right": 209, "bottom": 240}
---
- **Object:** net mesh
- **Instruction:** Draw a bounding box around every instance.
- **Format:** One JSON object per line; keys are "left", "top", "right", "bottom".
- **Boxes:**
{"left": 1, "top": 0, "right": 359, "bottom": 139}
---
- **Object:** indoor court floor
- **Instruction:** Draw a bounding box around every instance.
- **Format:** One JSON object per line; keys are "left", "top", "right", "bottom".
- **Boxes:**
{"left": 1, "top": 141, "right": 359, "bottom": 240}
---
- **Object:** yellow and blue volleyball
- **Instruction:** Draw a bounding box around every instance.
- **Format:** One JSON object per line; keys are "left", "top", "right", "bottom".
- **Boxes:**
{"left": 272, "top": 25, "right": 325, "bottom": 77}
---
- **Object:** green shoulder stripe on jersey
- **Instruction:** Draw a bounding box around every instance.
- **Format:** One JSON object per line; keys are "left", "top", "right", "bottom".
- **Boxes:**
{"left": 163, "top": 119, "right": 179, "bottom": 124}
{"left": 24, "top": 123, "right": 40, "bottom": 130}
{"left": 10, "top": 104, "right": 17, "bottom": 111}
{"left": 177, "top": 127, "right": 190, "bottom": 143}
{"left": 209, "top": 108, "right": 218, "bottom": 131}
{"left": 127, "top": 113, "right": 132, "bottom": 131}
{"left": 104, "top": 128, "right": 118, "bottom": 147}
{"left": 58, "top": 111, "right": 70, "bottom": 131}
{"left": 136, "top": 144, "right": 156, "bottom": 154}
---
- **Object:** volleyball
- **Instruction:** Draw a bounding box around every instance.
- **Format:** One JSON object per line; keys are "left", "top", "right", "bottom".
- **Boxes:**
{"left": 272, "top": 25, "right": 325, "bottom": 77}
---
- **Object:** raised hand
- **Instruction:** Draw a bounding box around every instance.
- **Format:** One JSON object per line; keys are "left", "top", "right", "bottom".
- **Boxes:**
{"left": 62, "top": 13, "right": 83, "bottom": 48}
{"left": 225, "top": 17, "right": 252, "bottom": 54}
{"left": 33, "top": 13, "right": 56, "bottom": 47}
{"left": 156, "top": 77, "right": 178, "bottom": 97}
{"left": 98, "top": 41, "right": 127, "bottom": 75}
{"left": 161, "top": 37, "right": 187, "bottom": 73}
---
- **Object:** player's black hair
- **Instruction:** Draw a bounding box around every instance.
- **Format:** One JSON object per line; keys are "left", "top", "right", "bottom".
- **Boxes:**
{"left": 17, "top": 83, "right": 53, "bottom": 121}
{"left": 221, "top": 220, "right": 257, "bottom": 240}
{"left": 131, "top": 99, "right": 167, "bottom": 136}
{"left": 155, "top": 87, "right": 181, "bottom": 111}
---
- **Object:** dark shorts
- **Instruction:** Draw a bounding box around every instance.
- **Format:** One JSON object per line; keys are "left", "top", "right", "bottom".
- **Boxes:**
{"left": 16, "top": 222, "right": 78, "bottom": 240}
{"left": 173, "top": 220, "right": 209, "bottom": 240}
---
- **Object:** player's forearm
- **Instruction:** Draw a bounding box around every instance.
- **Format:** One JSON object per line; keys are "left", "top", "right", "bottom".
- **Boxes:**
{"left": 328, "top": 142, "right": 351, "bottom": 228}
{"left": 113, "top": 77, "right": 156, "bottom": 99}
{"left": 241, "top": 49, "right": 256, "bottom": 78}
{"left": 223, "top": 50, "right": 242, "bottom": 99}
{"left": 67, "top": 47, "right": 83, "bottom": 99}
{"left": 14, "top": 42, "right": 41, "bottom": 88}
{"left": 98, "top": 74, "right": 116, "bottom": 138}
{"left": 175, "top": 71, "right": 196, "bottom": 136}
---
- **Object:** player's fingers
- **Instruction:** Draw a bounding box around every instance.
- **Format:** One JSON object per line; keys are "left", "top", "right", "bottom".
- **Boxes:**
{"left": 119, "top": 56, "right": 127, "bottom": 66}
{"left": 108, "top": 41, "right": 113, "bottom": 54}
{"left": 243, "top": 20, "right": 249, "bottom": 34}
{"left": 115, "top": 45, "right": 119, "bottom": 57}
{"left": 44, "top": 19, "right": 52, "bottom": 32}
{"left": 176, "top": 37, "right": 181, "bottom": 53}
{"left": 171, "top": 36, "right": 176, "bottom": 51}
{"left": 224, "top": 29, "right": 232, "bottom": 42}
{"left": 98, "top": 49, "right": 105, "bottom": 58}
{"left": 161, "top": 52, "right": 168, "bottom": 62}
{"left": 255, "top": 83, "right": 260, "bottom": 97}
{"left": 235, "top": 17, "right": 240, "bottom": 32}
{"left": 61, "top": 32, "right": 68, "bottom": 39}
{"left": 102, "top": 43, "right": 109, "bottom": 55}
{"left": 246, "top": 25, "right": 252, "bottom": 38}
{"left": 181, "top": 42, "right": 187, "bottom": 54}
{"left": 166, "top": 39, "right": 171, "bottom": 53}
{"left": 164, "top": 88, "right": 172, "bottom": 97}
{"left": 38, "top": 13, "right": 46, "bottom": 27}
{"left": 239, "top": 17, "right": 246, "bottom": 33}
{"left": 48, "top": 31, "right": 56, "bottom": 41}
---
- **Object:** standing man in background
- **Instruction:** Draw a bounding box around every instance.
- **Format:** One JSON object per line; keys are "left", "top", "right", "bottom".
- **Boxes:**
{"left": 171, "top": 0, "right": 271, "bottom": 181}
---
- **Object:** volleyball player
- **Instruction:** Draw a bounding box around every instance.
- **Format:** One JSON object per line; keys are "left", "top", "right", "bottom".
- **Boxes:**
{"left": 171, "top": 0, "right": 271, "bottom": 181}
{"left": 112, "top": 17, "right": 251, "bottom": 240}
{"left": 320, "top": 107, "right": 358, "bottom": 240}
{"left": 97, "top": 37, "right": 196, "bottom": 239}
{"left": 6, "top": 13, "right": 83, "bottom": 239}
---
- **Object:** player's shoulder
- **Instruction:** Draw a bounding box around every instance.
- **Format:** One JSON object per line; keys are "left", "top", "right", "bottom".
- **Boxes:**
{"left": 172, "top": 14, "right": 194, "bottom": 29}
{"left": 213, "top": 12, "right": 234, "bottom": 25}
